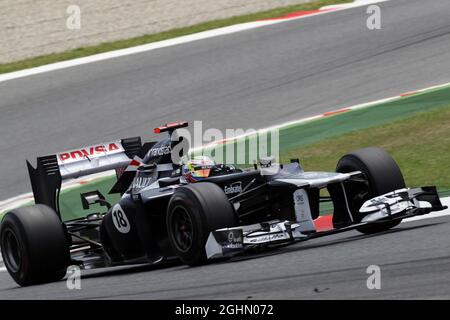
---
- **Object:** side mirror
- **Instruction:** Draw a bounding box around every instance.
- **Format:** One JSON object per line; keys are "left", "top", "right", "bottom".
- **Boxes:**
{"left": 259, "top": 156, "right": 281, "bottom": 176}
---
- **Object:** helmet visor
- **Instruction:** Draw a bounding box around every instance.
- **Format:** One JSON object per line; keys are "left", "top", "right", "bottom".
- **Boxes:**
{"left": 191, "top": 167, "right": 211, "bottom": 178}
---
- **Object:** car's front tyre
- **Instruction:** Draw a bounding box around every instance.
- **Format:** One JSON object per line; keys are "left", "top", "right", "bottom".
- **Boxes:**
{"left": 166, "top": 182, "right": 237, "bottom": 266}
{"left": 336, "top": 147, "right": 406, "bottom": 234}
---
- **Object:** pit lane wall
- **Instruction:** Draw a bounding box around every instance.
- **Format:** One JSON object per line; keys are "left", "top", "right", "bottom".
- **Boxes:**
{"left": 0, "top": 0, "right": 313, "bottom": 64}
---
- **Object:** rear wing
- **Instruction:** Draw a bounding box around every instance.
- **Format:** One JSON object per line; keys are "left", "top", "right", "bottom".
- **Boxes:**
{"left": 26, "top": 137, "right": 143, "bottom": 218}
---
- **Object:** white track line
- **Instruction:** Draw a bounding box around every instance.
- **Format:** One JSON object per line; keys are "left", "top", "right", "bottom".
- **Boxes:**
{"left": 322, "top": 0, "right": 389, "bottom": 10}
{"left": 0, "top": 0, "right": 390, "bottom": 83}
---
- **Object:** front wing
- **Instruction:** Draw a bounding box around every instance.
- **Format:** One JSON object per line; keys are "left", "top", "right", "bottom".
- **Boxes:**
{"left": 205, "top": 187, "right": 447, "bottom": 259}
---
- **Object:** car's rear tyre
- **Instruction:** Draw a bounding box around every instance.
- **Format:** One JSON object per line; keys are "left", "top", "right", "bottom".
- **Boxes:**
{"left": 336, "top": 147, "right": 405, "bottom": 234}
{"left": 166, "top": 182, "right": 237, "bottom": 266}
{"left": 0, "top": 205, "right": 70, "bottom": 286}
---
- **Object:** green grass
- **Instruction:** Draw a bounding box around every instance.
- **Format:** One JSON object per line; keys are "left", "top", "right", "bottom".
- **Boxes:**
{"left": 58, "top": 176, "right": 119, "bottom": 221}
{"left": 0, "top": 0, "right": 351, "bottom": 74}
{"left": 198, "top": 85, "right": 450, "bottom": 165}
{"left": 278, "top": 85, "right": 450, "bottom": 151}
{"left": 0, "top": 176, "right": 119, "bottom": 221}
{"left": 282, "top": 106, "right": 450, "bottom": 191}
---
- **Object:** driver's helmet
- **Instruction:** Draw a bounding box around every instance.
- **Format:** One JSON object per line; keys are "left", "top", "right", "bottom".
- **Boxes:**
{"left": 182, "top": 156, "right": 216, "bottom": 182}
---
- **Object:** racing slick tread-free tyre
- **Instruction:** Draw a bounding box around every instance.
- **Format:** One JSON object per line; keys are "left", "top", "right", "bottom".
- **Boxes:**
{"left": 166, "top": 182, "right": 237, "bottom": 266}
{"left": 336, "top": 147, "right": 406, "bottom": 234}
{"left": 0, "top": 204, "right": 70, "bottom": 286}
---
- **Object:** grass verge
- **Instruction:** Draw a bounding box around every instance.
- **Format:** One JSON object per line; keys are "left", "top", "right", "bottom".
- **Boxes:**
{"left": 58, "top": 177, "right": 120, "bottom": 221}
{"left": 0, "top": 0, "right": 351, "bottom": 74}
{"left": 282, "top": 106, "right": 450, "bottom": 191}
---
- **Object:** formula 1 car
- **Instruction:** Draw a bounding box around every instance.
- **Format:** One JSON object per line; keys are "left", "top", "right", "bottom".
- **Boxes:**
{"left": 0, "top": 122, "right": 446, "bottom": 286}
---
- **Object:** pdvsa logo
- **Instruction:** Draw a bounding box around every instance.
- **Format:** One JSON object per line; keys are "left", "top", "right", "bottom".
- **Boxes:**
{"left": 58, "top": 142, "right": 123, "bottom": 164}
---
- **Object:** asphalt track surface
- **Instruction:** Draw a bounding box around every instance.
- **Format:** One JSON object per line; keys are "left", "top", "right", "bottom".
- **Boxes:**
{"left": 1, "top": 0, "right": 450, "bottom": 299}
{"left": 0, "top": 216, "right": 450, "bottom": 299}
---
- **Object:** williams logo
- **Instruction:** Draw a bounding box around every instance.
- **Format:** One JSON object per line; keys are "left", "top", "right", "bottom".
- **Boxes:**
{"left": 224, "top": 182, "right": 242, "bottom": 195}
